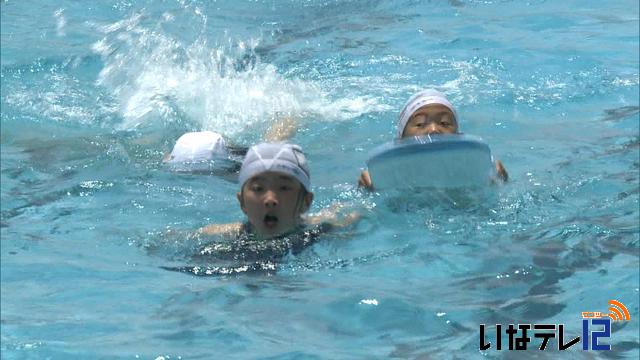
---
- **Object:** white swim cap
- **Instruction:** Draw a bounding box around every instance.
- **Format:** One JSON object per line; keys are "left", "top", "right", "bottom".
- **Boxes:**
{"left": 397, "top": 89, "right": 457, "bottom": 139}
{"left": 238, "top": 143, "right": 311, "bottom": 192}
{"left": 167, "top": 131, "right": 228, "bottom": 163}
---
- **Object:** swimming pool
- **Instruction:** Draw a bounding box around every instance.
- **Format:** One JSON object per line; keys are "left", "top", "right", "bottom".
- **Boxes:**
{"left": 1, "top": 0, "right": 638, "bottom": 358}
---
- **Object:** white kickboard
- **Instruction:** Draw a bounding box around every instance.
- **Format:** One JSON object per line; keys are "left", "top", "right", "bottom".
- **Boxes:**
{"left": 367, "top": 134, "right": 495, "bottom": 189}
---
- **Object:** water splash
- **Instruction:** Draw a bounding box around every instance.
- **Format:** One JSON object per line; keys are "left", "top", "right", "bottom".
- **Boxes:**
{"left": 54, "top": 8, "right": 66, "bottom": 37}
{"left": 91, "top": 10, "right": 384, "bottom": 142}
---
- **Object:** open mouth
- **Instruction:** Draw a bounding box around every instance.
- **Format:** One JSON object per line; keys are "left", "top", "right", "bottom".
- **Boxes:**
{"left": 263, "top": 214, "right": 279, "bottom": 229}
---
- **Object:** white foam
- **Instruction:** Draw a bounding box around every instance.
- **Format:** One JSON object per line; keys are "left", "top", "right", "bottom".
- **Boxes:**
{"left": 54, "top": 9, "right": 66, "bottom": 37}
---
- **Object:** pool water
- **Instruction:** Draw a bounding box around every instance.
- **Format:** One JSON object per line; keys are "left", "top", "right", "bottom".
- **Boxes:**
{"left": 1, "top": 0, "right": 638, "bottom": 358}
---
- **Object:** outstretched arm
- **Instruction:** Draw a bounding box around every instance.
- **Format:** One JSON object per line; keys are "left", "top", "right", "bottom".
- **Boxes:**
{"left": 197, "top": 222, "right": 243, "bottom": 236}
{"left": 306, "top": 202, "right": 361, "bottom": 228}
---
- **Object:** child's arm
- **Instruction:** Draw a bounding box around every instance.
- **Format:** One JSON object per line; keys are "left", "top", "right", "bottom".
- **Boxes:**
{"left": 358, "top": 169, "right": 374, "bottom": 190}
{"left": 305, "top": 203, "right": 361, "bottom": 228}
{"left": 495, "top": 160, "right": 508, "bottom": 182}
{"left": 197, "top": 222, "right": 243, "bottom": 236}
{"left": 264, "top": 116, "right": 298, "bottom": 142}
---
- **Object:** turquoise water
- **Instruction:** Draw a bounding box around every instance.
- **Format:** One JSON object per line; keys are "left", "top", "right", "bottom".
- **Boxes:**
{"left": 1, "top": 0, "right": 639, "bottom": 358}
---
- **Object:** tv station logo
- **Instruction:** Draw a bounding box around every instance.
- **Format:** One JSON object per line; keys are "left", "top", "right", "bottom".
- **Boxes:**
{"left": 480, "top": 299, "right": 631, "bottom": 351}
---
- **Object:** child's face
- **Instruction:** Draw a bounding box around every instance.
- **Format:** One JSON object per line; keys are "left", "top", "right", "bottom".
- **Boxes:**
{"left": 401, "top": 104, "right": 458, "bottom": 138}
{"left": 238, "top": 171, "right": 313, "bottom": 238}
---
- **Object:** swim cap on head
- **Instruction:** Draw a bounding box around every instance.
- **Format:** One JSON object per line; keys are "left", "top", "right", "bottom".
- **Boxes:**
{"left": 167, "top": 131, "right": 228, "bottom": 163}
{"left": 238, "top": 143, "right": 311, "bottom": 192}
{"left": 397, "top": 89, "right": 457, "bottom": 139}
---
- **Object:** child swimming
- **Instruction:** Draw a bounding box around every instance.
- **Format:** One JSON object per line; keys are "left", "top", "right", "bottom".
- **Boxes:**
{"left": 358, "top": 89, "right": 509, "bottom": 189}
{"left": 198, "top": 142, "right": 358, "bottom": 243}
{"left": 163, "top": 116, "right": 299, "bottom": 174}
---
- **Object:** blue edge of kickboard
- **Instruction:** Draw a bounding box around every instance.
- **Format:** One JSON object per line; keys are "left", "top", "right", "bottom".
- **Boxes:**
{"left": 366, "top": 134, "right": 491, "bottom": 166}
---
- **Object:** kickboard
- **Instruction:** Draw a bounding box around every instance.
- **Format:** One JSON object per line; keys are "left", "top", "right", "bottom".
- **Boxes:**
{"left": 366, "top": 134, "right": 495, "bottom": 189}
